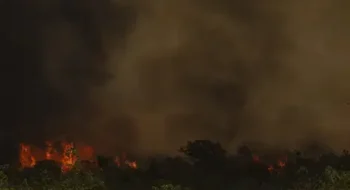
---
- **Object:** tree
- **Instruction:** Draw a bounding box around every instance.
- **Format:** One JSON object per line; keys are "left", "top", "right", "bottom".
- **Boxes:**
{"left": 179, "top": 140, "right": 226, "bottom": 163}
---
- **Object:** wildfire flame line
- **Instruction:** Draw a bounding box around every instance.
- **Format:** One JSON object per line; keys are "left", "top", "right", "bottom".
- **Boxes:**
{"left": 19, "top": 141, "right": 137, "bottom": 172}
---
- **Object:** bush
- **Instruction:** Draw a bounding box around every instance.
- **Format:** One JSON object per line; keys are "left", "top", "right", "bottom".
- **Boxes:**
{"left": 0, "top": 146, "right": 106, "bottom": 190}
{"left": 292, "top": 166, "right": 350, "bottom": 190}
{"left": 0, "top": 168, "right": 106, "bottom": 190}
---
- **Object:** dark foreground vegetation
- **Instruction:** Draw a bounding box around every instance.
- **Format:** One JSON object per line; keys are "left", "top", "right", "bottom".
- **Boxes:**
{"left": 3, "top": 140, "right": 350, "bottom": 190}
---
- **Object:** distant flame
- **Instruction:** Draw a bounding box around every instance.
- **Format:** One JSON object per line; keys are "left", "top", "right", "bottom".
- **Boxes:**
{"left": 277, "top": 160, "right": 286, "bottom": 168}
{"left": 45, "top": 141, "right": 54, "bottom": 160}
{"left": 19, "top": 143, "right": 36, "bottom": 168}
{"left": 114, "top": 154, "right": 137, "bottom": 169}
{"left": 251, "top": 154, "right": 288, "bottom": 172}
{"left": 125, "top": 160, "right": 137, "bottom": 169}
{"left": 19, "top": 141, "right": 137, "bottom": 172}
{"left": 61, "top": 142, "right": 77, "bottom": 173}
{"left": 268, "top": 165, "right": 274, "bottom": 172}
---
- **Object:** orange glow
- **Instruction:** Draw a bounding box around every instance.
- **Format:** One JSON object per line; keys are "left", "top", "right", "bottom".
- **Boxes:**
{"left": 61, "top": 142, "right": 77, "bottom": 173}
{"left": 45, "top": 141, "right": 54, "bottom": 160}
{"left": 19, "top": 141, "right": 137, "bottom": 172}
{"left": 114, "top": 153, "right": 137, "bottom": 169}
{"left": 268, "top": 165, "right": 274, "bottom": 172}
{"left": 252, "top": 154, "right": 260, "bottom": 162}
{"left": 277, "top": 160, "right": 286, "bottom": 168}
{"left": 251, "top": 154, "right": 288, "bottom": 172}
{"left": 19, "top": 143, "right": 36, "bottom": 168}
{"left": 125, "top": 160, "right": 137, "bottom": 169}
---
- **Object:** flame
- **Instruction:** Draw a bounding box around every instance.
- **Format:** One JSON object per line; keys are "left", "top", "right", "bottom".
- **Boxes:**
{"left": 61, "top": 142, "right": 78, "bottom": 173}
{"left": 251, "top": 154, "right": 288, "bottom": 172}
{"left": 19, "top": 141, "right": 137, "bottom": 172}
{"left": 268, "top": 165, "right": 274, "bottom": 172}
{"left": 125, "top": 160, "right": 137, "bottom": 169}
{"left": 114, "top": 154, "right": 138, "bottom": 169}
{"left": 19, "top": 143, "right": 36, "bottom": 168}
{"left": 277, "top": 160, "right": 286, "bottom": 168}
{"left": 45, "top": 141, "right": 54, "bottom": 160}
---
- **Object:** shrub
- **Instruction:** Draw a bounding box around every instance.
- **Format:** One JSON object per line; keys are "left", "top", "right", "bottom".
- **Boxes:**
{"left": 292, "top": 166, "right": 350, "bottom": 190}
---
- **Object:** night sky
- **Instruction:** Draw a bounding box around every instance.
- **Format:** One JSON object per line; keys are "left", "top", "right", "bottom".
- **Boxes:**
{"left": 0, "top": 0, "right": 134, "bottom": 162}
{"left": 1, "top": 0, "right": 350, "bottom": 163}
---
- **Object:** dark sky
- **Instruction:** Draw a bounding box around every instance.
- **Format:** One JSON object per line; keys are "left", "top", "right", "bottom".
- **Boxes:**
{"left": 0, "top": 0, "right": 135, "bottom": 162}
{"left": 1, "top": 0, "right": 350, "bottom": 161}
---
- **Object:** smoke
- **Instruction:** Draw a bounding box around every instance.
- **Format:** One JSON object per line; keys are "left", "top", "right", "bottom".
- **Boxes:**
{"left": 2, "top": 0, "right": 350, "bottom": 158}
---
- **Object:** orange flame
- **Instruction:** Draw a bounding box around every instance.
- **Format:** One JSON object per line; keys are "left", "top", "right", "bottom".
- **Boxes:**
{"left": 125, "top": 160, "right": 137, "bottom": 169}
{"left": 267, "top": 165, "right": 274, "bottom": 172}
{"left": 251, "top": 154, "right": 288, "bottom": 173}
{"left": 19, "top": 141, "right": 137, "bottom": 171}
{"left": 45, "top": 141, "right": 54, "bottom": 160}
{"left": 61, "top": 142, "right": 77, "bottom": 173}
{"left": 114, "top": 153, "right": 137, "bottom": 169}
{"left": 277, "top": 160, "right": 286, "bottom": 168}
{"left": 19, "top": 143, "right": 36, "bottom": 168}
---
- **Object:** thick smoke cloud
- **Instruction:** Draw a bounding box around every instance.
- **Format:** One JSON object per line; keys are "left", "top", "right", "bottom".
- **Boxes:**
{"left": 1, "top": 0, "right": 350, "bottom": 159}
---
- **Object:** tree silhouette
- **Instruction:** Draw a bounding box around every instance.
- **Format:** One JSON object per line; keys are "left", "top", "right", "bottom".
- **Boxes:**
{"left": 179, "top": 140, "right": 226, "bottom": 163}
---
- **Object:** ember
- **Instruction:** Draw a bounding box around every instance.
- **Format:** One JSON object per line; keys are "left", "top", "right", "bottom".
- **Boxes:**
{"left": 251, "top": 154, "right": 288, "bottom": 172}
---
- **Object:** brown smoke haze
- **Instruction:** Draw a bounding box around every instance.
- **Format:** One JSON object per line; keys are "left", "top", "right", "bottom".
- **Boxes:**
{"left": 2, "top": 0, "right": 350, "bottom": 157}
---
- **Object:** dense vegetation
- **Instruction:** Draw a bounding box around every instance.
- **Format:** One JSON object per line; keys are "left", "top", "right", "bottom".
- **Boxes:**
{"left": 3, "top": 140, "right": 350, "bottom": 190}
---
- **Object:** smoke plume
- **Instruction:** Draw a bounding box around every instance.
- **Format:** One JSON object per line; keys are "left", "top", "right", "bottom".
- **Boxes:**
{"left": 1, "top": 0, "right": 350, "bottom": 158}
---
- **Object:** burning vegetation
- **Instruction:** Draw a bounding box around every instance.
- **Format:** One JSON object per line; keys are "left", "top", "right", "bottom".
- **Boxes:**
{"left": 7, "top": 140, "right": 350, "bottom": 189}
{"left": 19, "top": 141, "right": 137, "bottom": 172}
{"left": 252, "top": 154, "right": 288, "bottom": 173}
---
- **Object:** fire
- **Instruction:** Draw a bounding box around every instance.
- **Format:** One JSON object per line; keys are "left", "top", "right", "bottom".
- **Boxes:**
{"left": 277, "top": 160, "right": 286, "bottom": 168}
{"left": 114, "top": 154, "right": 137, "bottom": 169}
{"left": 268, "top": 165, "right": 274, "bottom": 172}
{"left": 45, "top": 141, "right": 54, "bottom": 160}
{"left": 251, "top": 154, "right": 288, "bottom": 173}
{"left": 19, "top": 141, "right": 137, "bottom": 172}
{"left": 19, "top": 143, "right": 36, "bottom": 168}
{"left": 125, "top": 160, "right": 137, "bottom": 169}
{"left": 61, "top": 142, "right": 78, "bottom": 173}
